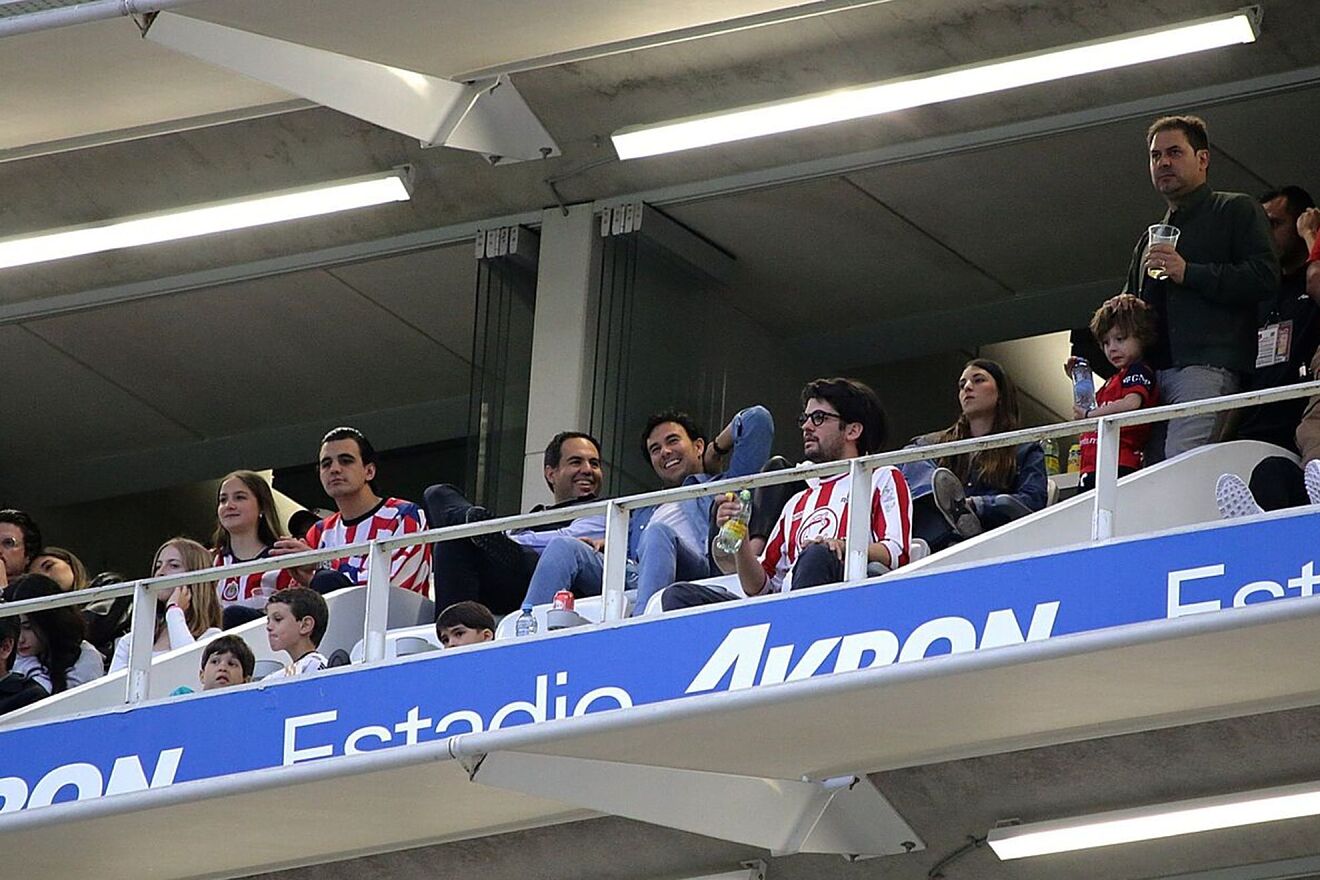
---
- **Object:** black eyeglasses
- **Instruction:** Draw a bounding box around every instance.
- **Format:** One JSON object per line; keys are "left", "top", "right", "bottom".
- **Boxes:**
{"left": 797, "top": 410, "right": 844, "bottom": 428}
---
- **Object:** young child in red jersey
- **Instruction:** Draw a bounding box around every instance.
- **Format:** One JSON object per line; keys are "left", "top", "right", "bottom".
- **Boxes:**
{"left": 1066, "top": 294, "right": 1159, "bottom": 491}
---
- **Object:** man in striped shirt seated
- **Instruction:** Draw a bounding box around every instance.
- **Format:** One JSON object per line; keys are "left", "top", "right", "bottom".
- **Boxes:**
{"left": 662, "top": 378, "right": 911, "bottom": 610}
{"left": 271, "top": 427, "right": 432, "bottom": 596}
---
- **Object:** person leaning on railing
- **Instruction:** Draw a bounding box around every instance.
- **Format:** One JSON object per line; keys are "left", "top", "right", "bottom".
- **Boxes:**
{"left": 108, "top": 538, "right": 222, "bottom": 673}
{"left": 900, "top": 359, "right": 1046, "bottom": 552}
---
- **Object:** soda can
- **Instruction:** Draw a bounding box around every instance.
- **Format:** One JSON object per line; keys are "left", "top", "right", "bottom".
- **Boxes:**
{"left": 552, "top": 590, "right": 575, "bottom": 612}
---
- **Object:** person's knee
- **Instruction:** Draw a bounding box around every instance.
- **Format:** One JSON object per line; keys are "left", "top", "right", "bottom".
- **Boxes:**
{"left": 660, "top": 582, "right": 704, "bottom": 611}
{"left": 740, "top": 405, "right": 773, "bottom": 436}
{"left": 540, "top": 536, "right": 592, "bottom": 566}
{"left": 309, "top": 569, "right": 353, "bottom": 595}
{"left": 797, "top": 542, "right": 835, "bottom": 566}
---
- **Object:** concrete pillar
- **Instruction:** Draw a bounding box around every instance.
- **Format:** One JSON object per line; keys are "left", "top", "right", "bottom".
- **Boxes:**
{"left": 520, "top": 204, "right": 598, "bottom": 509}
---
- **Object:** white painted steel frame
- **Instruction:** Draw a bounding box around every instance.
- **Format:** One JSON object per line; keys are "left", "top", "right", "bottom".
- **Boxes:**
{"left": 2, "top": 381, "right": 1316, "bottom": 703}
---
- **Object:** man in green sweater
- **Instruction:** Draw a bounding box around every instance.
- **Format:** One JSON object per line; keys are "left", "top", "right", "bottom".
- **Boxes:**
{"left": 1123, "top": 114, "right": 1279, "bottom": 462}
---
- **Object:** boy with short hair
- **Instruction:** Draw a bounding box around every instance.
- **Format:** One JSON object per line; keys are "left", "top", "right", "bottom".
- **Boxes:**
{"left": 263, "top": 587, "right": 329, "bottom": 679}
{"left": 1068, "top": 294, "right": 1159, "bottom": 491}
{"left": 172, "top": 634, "right": 257, "bottom": 695}
{"left": 435, "top": 601, "right": 496, "bottom": 648}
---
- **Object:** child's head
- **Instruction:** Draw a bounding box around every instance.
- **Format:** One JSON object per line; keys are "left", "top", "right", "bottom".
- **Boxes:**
{"left": 435, "top": 601, "right": 496, "bottom": 648}
{"left": 1090, "top": 294, "right": 1157, "bottom": 370}
{"left": 199, "top": 635, "right": 256, "bottom": 690}
{"left": 0, "top": 615, "right": 18, "bottom": 672}
{"left": 265, "top": 587, "right": 328, "bottom": 655}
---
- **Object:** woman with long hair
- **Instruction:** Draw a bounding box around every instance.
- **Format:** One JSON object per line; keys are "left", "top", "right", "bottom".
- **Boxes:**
{"left": 108, "top": 537, "right": 223, "bottom": 672}
{"left": 5, "top": 573, "right": 105, "bottom": 694}
{"left": 28, "top": 547, "right": 90, "bottom": 592}
{"left": 901, "top": 359, "right": 1048, "bottom": 551}
{"left": 211, "top": 470, "right": 295, "bottom": 628}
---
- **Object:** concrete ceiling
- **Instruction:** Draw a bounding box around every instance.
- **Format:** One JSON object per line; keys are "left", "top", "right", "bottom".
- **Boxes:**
{"left": 0, "top": 0, "right": 1318, "bottom": 505}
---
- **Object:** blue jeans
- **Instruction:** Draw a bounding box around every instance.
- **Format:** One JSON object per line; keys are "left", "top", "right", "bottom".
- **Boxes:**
{"left": 633, "top": 522, "right": 714, "bottom": 617}
{"left": 525, "top": 537, "right": 639, "bottom": 607}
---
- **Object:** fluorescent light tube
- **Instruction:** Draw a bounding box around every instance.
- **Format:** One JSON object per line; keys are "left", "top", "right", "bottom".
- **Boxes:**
{"left": 612, "top": 9, "right": 1259, "bottom": 160}
{"left": 987, "top": 779, "right": 1320, "bottom": 860}
{"left": 0, "top": 168, "right": 413, "bottom": 270}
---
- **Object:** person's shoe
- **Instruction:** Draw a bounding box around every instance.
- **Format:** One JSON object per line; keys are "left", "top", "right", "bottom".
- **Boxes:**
{"left": 1305, "top": 460, "right": 1320, "bottom": 507}
{"left": 931, "top": 467, "right": 982, "bottom": 539}
{"left": 465, "top": 506, "right": 520, "bottom": 568}
{"left": 1215, "top": 473, "right": 1263, "bottom": 519}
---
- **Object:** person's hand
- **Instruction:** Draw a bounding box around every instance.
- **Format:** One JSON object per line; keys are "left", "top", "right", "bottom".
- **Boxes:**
{"left": 1143, "top": 243, "right": 1186, "bottom": 284}
{"left": 808, "top": 536, "right": 847, "bottom": 561}
{"left": 1063, "top": 355, "right": 1079, "bottom": 378}
{"left": 167, "top": 585, "right": 191, "bottom": 612}
{"left": 1299, "top": 207, "right": 1320, "bottom": 247}
{"left": 578, "top": 537, "right": 606, "bottom": 553}
{"left": 0, "top": 566, "right": 8, "bottom": 591}
{"left": 271, "top": 537, "right": 316, "bottom": 585}
{"left": 1073, "top": 404, "right": 1089, "bottom": 420}
{"left": 714, "top": 493, "right": 742, "bottom": 528}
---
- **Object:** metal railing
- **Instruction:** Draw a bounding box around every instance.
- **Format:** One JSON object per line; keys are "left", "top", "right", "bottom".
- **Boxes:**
{"left": 3, "top": 379, "right": 1317, "bottom": 707}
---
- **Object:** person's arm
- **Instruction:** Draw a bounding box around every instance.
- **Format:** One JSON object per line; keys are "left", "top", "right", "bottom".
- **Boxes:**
{"left": 387, "top": 504, "right": 432, "bottom": 594}
{"left": 1163, "top": 198, "right": 1279, "bottom": 306}
{"left": 714, "top": 494, "right": 776, "bottom": 595}
{"left": 869, "top": 467, "right": 913, "bottom": 570}
{"left": 705, "top": 405, "right": 774, "bottom": 478}
{"left": 108, "top": 633, "right": 130, "bottom": 673}
{"left": 1006, "top": 443, "right": 1049, "bottom": 513}
{"left": 164, "top": 590, "right": 198, "bottom": 650}
{"left": 509, "top": 514, "right": 606, "bottom": 552}
{"left": 1302, "top": 208, "right": 1320, "bottom": 304}
{"left": 1082, "top": 391, "right": 1145, "bottom": 419}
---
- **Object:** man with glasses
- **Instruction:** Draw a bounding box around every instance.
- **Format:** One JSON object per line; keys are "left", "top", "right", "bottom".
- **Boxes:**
{"left": 0, "top": 510, "right": 42, "bottom": 590}
{"left": 663, "top": 378, "right": 911, "bottom": 610}
{"left": 522, "top": 406, "right": 773, "bottom": 616}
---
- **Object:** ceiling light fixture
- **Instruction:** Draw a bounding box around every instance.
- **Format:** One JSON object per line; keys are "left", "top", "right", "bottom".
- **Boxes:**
{"left": 612, "top": 8, "right": 1259, "bottom": 160}
{"left": 987, "top": 779, "right": 1320, "bottom": 859}
{"left": 0, "top": 167, "right": 413, "bottom": 270}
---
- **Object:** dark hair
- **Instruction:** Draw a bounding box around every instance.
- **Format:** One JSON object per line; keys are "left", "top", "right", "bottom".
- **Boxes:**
{"left": 0, "top": 510, "right": 43, "bottom": 567}
{"left": 544, "top": 431, "right": 602, "bottom": 470}
{"left": 201, "top": 634, "right": 256, "bottom": 680}
{"left": 5, "top": 574, "right": 86, "bottom": 694}
{"left": 1090, "top": 294, "right": 1158, "bottom": 351}
{"left": 639, "top": 411, "right": 705, "bottom": 460}
{"left": 1147, "top": 115, "right": 1208, "bottom": 152}
{"left": 210, "top": 470, "right": 288, "bottom": 552}
{"left": 267, "top": 587, "right": 329, "bottom": 646}
{"left": 320, "top": 426, "right": 376, "bottom": 467}
{"left": 435, "top": 601, "right": 497, "bottom": 638}
{"left": 933, "top": 359, "right": 1023, "bottom": 491}
{"left": 1259, "top": 185, "right": 1316, "bottom": 218}
{"left": 0, "top": 615, "right": 18, "bottom": 672}
{"left": 801, "top": 378, "right": 889, "bottom": 455}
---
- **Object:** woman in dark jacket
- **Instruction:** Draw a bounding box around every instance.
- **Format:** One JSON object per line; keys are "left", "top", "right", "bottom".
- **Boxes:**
{"left": 901, "top": 358, "right": 1047, "bottom": 551}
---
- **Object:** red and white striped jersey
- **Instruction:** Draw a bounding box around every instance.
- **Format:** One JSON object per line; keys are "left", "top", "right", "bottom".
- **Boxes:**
{"left": 214, "top": 546, "right": 296, "bottom": 608}
{"left": 759, "top": 466, "right": 911, "bottom": 593}
{"left": 305, "top": 498, "right": 432, "bottom": 596}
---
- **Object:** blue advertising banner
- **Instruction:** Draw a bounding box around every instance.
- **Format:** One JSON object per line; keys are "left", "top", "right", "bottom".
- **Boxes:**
{"left": 2, "top": 511, "right": 1317, "bottom": 817}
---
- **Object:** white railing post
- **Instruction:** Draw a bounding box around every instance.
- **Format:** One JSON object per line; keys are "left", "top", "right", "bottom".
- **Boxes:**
{"left": 125, "top": 579, "right": 155, "bottom": 704}
{"left": 845, "top": 459, "right": 872, "bottom": 582}
{"left": 1091, "top": 416, "right": 1121, "bottom": 541}
{"left": 601, "top": 500, "right": 629, "bottom": 621}
{"left": 362, "top": 541, "right": 392, "bottom": 662}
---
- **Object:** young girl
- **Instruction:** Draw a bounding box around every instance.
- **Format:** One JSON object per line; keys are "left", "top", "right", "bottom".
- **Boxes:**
{"left": 28, "top": 547, "right": 90, "bottom": 592}
{"left": 108, "top": 538, "right": 223, "bottom": 672}
{"left": 5, "top": 573, "right": 105, "bottom": 694}
{"left": 901, "top": 359, "right": 1048, "bottom": 550}
{"left": 211, "top": 471, "right": 294, "bottom": 628}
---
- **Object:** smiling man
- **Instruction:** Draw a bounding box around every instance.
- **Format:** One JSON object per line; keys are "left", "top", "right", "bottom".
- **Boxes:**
{"left": 522, "top": 406, "right": 773, "bottom": 616}
{"left": 424, "top": 431, "right": 607, "bottom": 616}
{"left": 1123, "top": 114, "right": 1278, "bottom": 462}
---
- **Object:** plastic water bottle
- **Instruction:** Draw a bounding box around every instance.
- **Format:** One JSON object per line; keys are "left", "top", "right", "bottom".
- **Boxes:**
{"left": 1072, "top": 357, "right": 1097, "bottom": 413}
{"left": 713, "top": 490, "right": 752, "bottom": 554}
{"left": 514, "top": 602, "right": 537, "bottom": 637}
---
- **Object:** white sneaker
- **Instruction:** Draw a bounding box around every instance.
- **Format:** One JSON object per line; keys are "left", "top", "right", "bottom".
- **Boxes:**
{"left": 1305, "top": 460, "right": 1320, "bottom": 506}
{"left": 1215, "top": 473, "right": 1264, "bottom": 519}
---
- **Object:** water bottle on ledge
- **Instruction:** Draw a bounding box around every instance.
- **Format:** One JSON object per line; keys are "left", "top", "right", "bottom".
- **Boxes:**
{"left": 1072, "top": 357, "right": 1097, "bottom": 414}
{"left": 714, "top": 490, "right": 752, "bottom": 554}
{"left": 515, "top": 602, "right": 537, "bottom": 637}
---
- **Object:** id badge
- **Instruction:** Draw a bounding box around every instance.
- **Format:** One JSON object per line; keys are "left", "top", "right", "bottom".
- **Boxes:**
{"left": 1256, "top": 320, "right": 1293, "bottom": 369}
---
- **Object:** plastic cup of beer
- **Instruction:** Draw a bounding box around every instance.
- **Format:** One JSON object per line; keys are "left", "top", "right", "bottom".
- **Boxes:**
{"left": 1146, "top": 224, "right": 1180, "bottom": 280}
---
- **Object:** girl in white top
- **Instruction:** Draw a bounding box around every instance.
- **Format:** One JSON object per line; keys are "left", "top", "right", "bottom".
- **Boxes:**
{"left": 109, "top": 537, "right": 223, "bottom": 672}
{"left": 6, "top": 573, "right": 105, "bottom": 694}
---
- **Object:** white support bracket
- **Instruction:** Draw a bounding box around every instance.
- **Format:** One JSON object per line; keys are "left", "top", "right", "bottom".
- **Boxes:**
{"left": 145, "top": 13, "right": 559, "bottom": 163}
{"left": 462, "top": 750, "right": 923, "bottom": 859}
